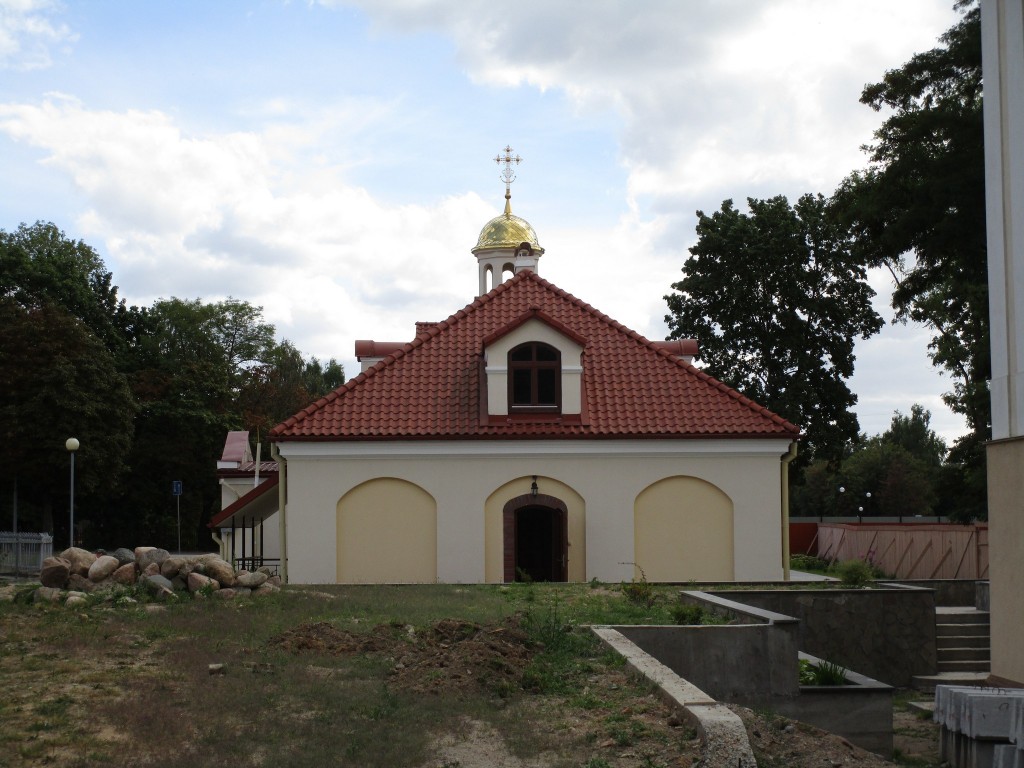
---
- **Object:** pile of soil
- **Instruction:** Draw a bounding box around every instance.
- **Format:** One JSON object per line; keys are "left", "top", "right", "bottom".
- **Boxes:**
{"left": 269, "top": 616, "right": 536, "bottom": 695}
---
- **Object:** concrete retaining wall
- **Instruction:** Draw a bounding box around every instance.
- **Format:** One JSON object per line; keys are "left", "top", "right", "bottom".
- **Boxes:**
{"left": 702, "top": 585, "right": 936, "bottom": 686}
{"left": 608, "top": 594, "right": 894, "bottom": 757}
{"left": 616, "top": 623, "right": 799, "bottom": 708}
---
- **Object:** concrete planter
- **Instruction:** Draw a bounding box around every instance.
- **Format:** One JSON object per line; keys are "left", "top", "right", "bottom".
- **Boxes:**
{"left": 780, "top": 652, "right": 893, "bottom": 756}
{"left": 615, "top": 592, "right": 894, "bottom": 756}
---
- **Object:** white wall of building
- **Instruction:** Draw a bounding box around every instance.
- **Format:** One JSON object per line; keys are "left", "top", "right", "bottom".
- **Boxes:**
{"left": 278, "top": 438, "right": 790, "bottom": 584}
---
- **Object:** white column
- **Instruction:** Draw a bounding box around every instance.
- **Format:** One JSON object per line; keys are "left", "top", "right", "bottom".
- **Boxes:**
{"left": 983, "top": 0, "right": 1024, "bottom": 439}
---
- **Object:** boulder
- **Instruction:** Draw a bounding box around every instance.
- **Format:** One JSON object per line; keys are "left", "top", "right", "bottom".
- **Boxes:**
{"left": 254, "top": 583, "right": 280, "bottom": 596}
{"left": 140, "top": 562, "right": 160, "bottom": 578}
{"left": 88, "top": 555, "right": 120, "bottom": 582}
{"left": 65, "top": 591, "right": 89, "bottom": 607}
{"left": 234, "top": 587, "right": 252, "bottom": 597}
{"left": 142, "top": 574, "right": 174, "bottom": 595}
{"left": 266, "top": 575, "right": 283, "bottom": 588}
{"left": 200, "top": 557, "right": 235, "bottom": 587}
{"left": 33, "top": 586, "right": 63, "bottom": 603}
{"left": 213, "top": 588, "right": 236, "bottom": 600}
{"left": 112, "top": 547, "right": 136, "bottom": 566}
{"left": 60, "top": 547, "right": 97, "bottom": 577}
{"left": 187, "top": 573, "right": 218, "bottom": 593}
{"left": 160, "top": 557, "right": 185, "bottom": 579}
{"left": 234, "top": 570, "right": 268, "bottom": 589}
{"left": 40, "top": 557, "right": 71, "bottom": 589}
{"left": 137, "top": 548, "right": 170, "bottom": 571}
{"left": 68, "top": 573, "right": 95, "bottom": 593}
{"left": 111, "top": 563, "right": 137, "bottom": 586}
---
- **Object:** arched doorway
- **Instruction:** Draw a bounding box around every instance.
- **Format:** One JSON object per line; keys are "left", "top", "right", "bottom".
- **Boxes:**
{"left": 503, "top": 494, "right": 568, "bottom": 582}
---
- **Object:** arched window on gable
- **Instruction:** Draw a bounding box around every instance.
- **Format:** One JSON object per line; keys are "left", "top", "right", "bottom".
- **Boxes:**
{"left": 508, "top": 342, "right": 561, "bottom": 411}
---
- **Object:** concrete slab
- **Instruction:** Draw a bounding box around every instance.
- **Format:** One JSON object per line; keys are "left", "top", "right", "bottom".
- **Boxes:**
{"left": 954, "top": 689, "right": 1024, "bottom": 739}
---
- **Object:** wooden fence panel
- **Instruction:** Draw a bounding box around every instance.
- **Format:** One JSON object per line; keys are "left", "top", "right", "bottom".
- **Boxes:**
{"left": 800, "top": 523, "right": 988, "bottom": 580}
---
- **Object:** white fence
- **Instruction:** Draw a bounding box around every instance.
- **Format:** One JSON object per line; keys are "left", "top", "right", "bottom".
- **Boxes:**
{"left": 0, "top": 532, "right": 54, "bottom": 575}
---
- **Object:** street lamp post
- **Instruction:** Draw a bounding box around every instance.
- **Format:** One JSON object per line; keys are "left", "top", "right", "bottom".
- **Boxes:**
{"left": 66, "top": 438, "right": 80, "bottom": 549}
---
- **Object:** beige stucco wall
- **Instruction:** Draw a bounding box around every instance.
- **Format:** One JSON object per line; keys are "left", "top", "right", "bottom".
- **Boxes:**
{"left": 336, "top": 478, "right": 437, "bottom": 583}
{"left": 483, "top": 476, "right": 586, "bottom": 582}
{"left": 634, "top": 476, "right": 734, "bottom": 581}
{"left": 987, "top": 436, "right": 1024, "bottom": 685}
{"left": 278, "top": 439, "right": 789, "bottom": 585}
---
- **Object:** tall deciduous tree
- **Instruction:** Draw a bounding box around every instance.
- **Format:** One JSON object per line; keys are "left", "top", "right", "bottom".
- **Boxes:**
{"left": 0, "top": 299, "right": 135, "bottom": 539}
{"left": 834, "top": 1, "right": 987, "bottom": 513}
{"left": 665, "top": 194, "right": 883, "bottom": 469}
{"left": 0, "top": 221, "right": 131, "bottom": 353}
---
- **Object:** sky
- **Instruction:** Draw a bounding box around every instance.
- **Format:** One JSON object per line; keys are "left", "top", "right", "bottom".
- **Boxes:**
{"left": 0, "top": 0, "right": 969, "bottom": 443}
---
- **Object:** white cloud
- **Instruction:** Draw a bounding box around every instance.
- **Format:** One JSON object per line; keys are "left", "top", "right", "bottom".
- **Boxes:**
{"left": 0, "top": 96, "right": 492, "bottom": 373}
{"left": 0, "top": 0, "right": 76, "bottom": 70}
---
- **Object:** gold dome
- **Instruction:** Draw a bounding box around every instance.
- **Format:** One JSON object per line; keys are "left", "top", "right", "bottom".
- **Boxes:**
{"left": 472, "top": 202, "right": 544, "bottom": 255}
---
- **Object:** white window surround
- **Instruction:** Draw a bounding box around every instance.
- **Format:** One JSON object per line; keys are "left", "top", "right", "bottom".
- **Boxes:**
{"left": 483, "top": 318, "right": 584, "bottom": 415}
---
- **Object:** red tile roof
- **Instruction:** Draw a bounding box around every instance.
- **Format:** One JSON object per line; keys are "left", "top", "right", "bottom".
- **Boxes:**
{"left": 270, "top": 271, "right": 800, "bottom": 441}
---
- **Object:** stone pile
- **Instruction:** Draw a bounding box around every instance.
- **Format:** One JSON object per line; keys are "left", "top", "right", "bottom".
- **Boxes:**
{"left": 34, "top": 546, "right": 281, "bottom": 606}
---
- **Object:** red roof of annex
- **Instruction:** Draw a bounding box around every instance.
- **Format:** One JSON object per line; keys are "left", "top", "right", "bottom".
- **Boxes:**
{"left": 270, "top": 270, "right": 800, "bottom": 441}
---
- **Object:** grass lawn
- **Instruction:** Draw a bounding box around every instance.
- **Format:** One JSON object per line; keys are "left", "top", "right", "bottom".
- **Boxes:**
{"left": 0, "top": 581, "right": 702, "bottom": 768}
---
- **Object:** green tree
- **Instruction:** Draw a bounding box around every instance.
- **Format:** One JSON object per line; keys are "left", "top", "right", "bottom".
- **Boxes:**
{"left": 114, "top": 297, "right": 279, "bottom": 548}
{"left": 834, "top": 1, "right": 987, "bottom": 513}
{"left": 664, "top": 194, "right": 883, "bottom": 469}
{"left": 882, "top": 404, "right": 947, "bottom": 467}
{"left": 0, "top": 221, "right": 131, "bottom": 353}
{"left": 792, "top": 405, "right": 955, "bottom": 520}
{"left": 0, "top": 299, "right": 135, "bottom": 541}
{"left": 303, "top": 356, "right": 345, "bottom": 398}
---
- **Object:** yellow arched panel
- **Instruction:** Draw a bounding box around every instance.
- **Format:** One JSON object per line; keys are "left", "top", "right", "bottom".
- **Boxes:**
{"left": 336, "top": 478, "right": 437, "bottom": 583}
{"left": 634, "top": 477, "right": 734, "bottom": 581}
{"left": 484, "top": 476, "right": 585, "bottom": 583}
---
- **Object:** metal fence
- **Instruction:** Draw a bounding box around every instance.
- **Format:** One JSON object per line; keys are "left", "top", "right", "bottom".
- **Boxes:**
{"left": 0, "top": 532, "right": 54, "bottom": 575}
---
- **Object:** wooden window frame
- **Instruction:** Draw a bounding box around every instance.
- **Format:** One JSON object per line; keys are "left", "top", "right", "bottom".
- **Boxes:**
{"left": 507, "top": 342, "right": 561, "bottom": 412}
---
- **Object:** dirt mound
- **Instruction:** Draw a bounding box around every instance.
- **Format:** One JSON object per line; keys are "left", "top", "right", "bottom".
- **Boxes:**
{"left": 268, "top": 620, "right": 401, "bottom": 654}
{"left": 268, "top": 616, "right": 536, "bottom": 696}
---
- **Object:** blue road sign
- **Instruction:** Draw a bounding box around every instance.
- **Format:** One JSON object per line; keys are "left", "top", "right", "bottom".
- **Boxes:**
{"left": 172, "top": 480, "right": 183, "bottom": 496}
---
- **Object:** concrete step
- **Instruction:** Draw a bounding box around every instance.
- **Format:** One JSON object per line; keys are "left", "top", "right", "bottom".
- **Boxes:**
{"left": 937, "top": 622, "right": 990, "bottom": 637}
{"left": 936, "top": 607, "right": 990, "bottom": 624}
{"left": 938, "top": 659, "right": 991, "bottom": 673}
{"left": 937, "top": 634, "right": 990, "bottom": 649}
{"left": 912, "top": 671, "right": 991, "bottom": 692}
{"left": 938, "top": 647, "right": 992, "bottom": 662}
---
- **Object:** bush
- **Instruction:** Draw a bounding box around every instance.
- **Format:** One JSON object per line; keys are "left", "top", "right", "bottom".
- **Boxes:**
{"left": 833, "top": 559, "right": 874, "bottom": 587}
{"left": 671, "top": 604, "right": 706, "bottom": 625}
{"left": 790, "top": 554, "right": 828, "bottom": 572}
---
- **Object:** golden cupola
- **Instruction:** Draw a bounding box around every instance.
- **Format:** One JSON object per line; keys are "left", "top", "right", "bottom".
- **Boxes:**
{"left": 473, "top": 146, "right": 544, "bottom": 297}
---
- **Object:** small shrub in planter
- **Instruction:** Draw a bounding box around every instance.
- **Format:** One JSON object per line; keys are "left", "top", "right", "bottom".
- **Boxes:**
{"left": 798, "top": 658, "right": 848, "bottom": 686}
{"left": 833, "top": 558, "right": 874, "bottom": 587}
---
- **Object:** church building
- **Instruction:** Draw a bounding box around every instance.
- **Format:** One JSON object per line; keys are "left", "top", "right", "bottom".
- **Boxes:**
{"left": 261, "top": 149, "right": 801, "bottom": 585}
